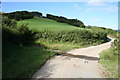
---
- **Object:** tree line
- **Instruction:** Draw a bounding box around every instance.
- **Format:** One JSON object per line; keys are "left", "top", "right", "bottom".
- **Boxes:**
{"left": 3, "top": 11, "right": 42, "bottom": 20}
{"left": 3, "top": 11, "right": 85, "bottom": 28}
{"left": 46, "top": 14, "right": 85, "bottom": 28}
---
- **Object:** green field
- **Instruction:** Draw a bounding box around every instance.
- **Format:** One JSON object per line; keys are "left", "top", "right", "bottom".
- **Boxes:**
{"left": 18, "top": 18, "right": 86, "bottom": 31}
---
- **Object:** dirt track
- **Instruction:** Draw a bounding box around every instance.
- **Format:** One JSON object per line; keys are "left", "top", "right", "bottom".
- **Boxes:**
{"left": 33, "top": 37, "right": 114, "bottom": 78}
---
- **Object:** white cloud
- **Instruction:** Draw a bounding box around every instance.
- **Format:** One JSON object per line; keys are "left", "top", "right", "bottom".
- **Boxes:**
{"left": 86, "top": 1, "right": 117, "bottom": 12}
{"left": 86, "top": 0, "right": 107, "bottom": 7}
{"left": 86, "top": 6, "right": 117, "bottom": 12}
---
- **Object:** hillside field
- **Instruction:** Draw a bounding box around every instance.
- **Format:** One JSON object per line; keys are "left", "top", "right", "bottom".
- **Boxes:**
{"left": 17, "top": 18, "right": 87, "bottom": 31}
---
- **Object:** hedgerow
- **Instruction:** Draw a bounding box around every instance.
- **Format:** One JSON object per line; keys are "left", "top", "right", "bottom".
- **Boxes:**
{"left": 37, "top": 30, "right": 108, "bottom": 46}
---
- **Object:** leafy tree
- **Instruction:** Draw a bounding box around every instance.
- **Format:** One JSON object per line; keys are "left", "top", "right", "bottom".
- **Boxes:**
{"left": 4, "top": 11, "right": 34, "bottom": 20}
{"left": 18, "top": 23, "right": 38, "bottom": 46}
{"left": 31, "top": 11, "right": 42, "bottom": 17}
{"left": 2, "top": 16, "right": 38, "bottom": 46}
{"left": 2, "top": 16, "right": 17, "bottom": 28}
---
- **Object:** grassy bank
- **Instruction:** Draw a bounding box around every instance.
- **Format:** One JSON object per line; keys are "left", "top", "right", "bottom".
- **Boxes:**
{"left": 2, "top": 42, "right": 58, "bottom": 78}
{"left": 99, "top": 48, "right": 118, "bottom": 78}
{"left": 17, "top": 18, "right": 86, "bottom": 31}
{"left": 36, "top": 38, "right": 106, "bottom": 51}
{"left": 36, "top": 39, "right": 82, "bottom": 51}
{"left": 35, "top": 30, "right": 108, "bottom": 51}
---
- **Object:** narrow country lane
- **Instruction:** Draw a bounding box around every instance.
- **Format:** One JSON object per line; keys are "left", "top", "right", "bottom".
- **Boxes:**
{"left": 32, "top": 37, "right": 114, "bottom": 78}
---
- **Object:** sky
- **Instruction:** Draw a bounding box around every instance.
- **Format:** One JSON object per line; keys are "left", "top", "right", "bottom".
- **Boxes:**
{"left": 2, "top": 2, "right": 118, "bottom": 30}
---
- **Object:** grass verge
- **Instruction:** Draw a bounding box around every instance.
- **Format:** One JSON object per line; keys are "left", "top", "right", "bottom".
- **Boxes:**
{"left": 99, "top": 48, "right": 118, "bottom": 78}
{"left": 2, "top": 42, "right": 58, "bottom": 78}
{"left": 36, "top": 39, "right": 101, "bottom": 52}
{"left": 36, "top": 39, "right": 82, "bottom": 51}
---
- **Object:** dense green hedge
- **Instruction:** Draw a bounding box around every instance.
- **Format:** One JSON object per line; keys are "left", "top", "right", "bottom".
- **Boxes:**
{"left": 4, "top": 11, "right": 34, "bottom": 20}
{"left": 90, "top": 26, "right": 118, "bottom": 38}
{"left": 37, "top": 30, "right": 108, "bottom": 45}
{"left": 2, "top": 15, "right": 38, "bottom": 46}
{"left": 2, "top": 24, "right": 38, "bottom": 46}
{"left": 46, "top": 14, "right": 85, "bottom": 28}
{"left": 2, "top": 26, "right": 20, "bottom": 44}
{"left": 4, "top": 11, "right": 42, "bottom": 21}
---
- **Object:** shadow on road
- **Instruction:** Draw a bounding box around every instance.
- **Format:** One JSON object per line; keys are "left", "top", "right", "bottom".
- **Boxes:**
{"left": 59, "top": 53, "right": 100, "bottom": 61}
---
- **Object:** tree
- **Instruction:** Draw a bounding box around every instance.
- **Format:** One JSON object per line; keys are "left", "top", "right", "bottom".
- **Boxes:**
{"left": 31, "top": 11, "right": 42, "bottom": 17}
{"left": 18, "top": 23, "right": 38, "bottom": 46}
{"left": 2, "top": 16, "right": 17, "bottom": 28}
{"left": 4, "top": 11, "right": 34, "bottom": 20}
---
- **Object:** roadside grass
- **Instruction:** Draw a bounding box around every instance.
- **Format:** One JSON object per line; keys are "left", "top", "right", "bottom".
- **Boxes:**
{"left": 36, "top": 39, "right": 99, "bottom": 52}
{"left": 17, "top": 18, "right": 87, "bottom": 31}
{"left": 107, "top": 34, "right": 118, "bottom": 39}
{"left": 99, "top": 48, "right": 118, "bottom": 78}
{"left": 2, "top": 42, "right": 58, "bottom": 78}
{"left": 36, "top": 39, "right": 82, "bottom": 51}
